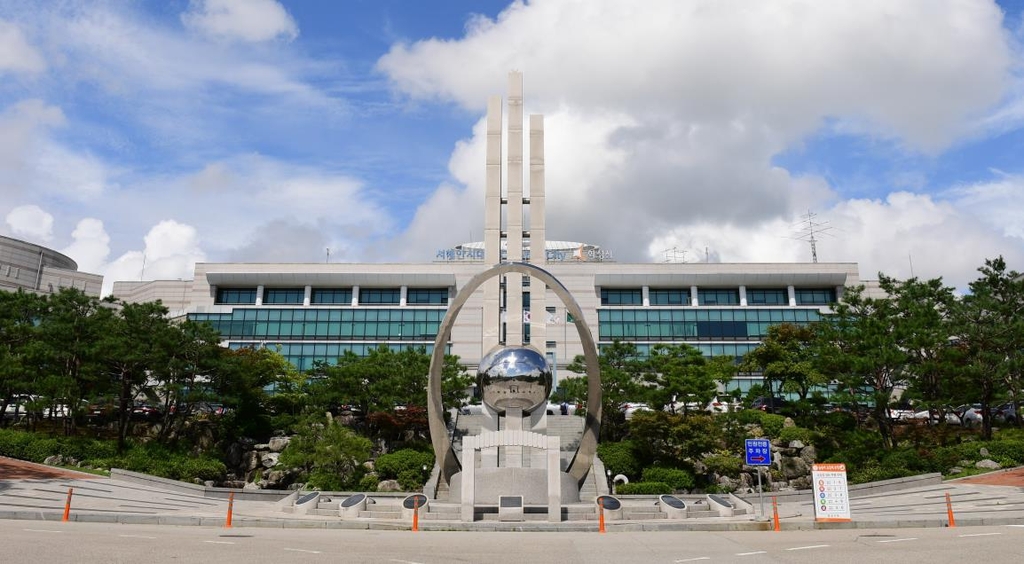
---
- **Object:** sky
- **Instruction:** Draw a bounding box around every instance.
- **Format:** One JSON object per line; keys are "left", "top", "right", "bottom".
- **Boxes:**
{"left": 1, "top": 0, "right": 1023, "bottom": 296}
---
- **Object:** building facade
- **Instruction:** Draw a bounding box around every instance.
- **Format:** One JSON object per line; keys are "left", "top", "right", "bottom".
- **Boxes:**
{"left": 0, "top": 235, "right": 103, "bottom": 297}
{"left": 111, "top": 72, "right": 871, "bottom": 396}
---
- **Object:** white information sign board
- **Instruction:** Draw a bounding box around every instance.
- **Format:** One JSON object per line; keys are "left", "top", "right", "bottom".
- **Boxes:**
{"left": 811, "top": 463, "right": 851, "bottom": 522}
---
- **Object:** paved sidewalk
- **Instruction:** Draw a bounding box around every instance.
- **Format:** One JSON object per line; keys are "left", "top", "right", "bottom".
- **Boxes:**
{"left": 3, "top": 456, "right": 1024, "bottom": 531}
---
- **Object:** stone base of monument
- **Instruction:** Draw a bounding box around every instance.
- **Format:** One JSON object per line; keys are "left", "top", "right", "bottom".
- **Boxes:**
{"left": 448, "top": 468, "right": 581, "bottom": 504}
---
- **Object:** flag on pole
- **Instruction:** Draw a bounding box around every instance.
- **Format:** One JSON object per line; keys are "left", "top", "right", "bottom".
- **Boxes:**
{"left": 523, "top": 310, "right": 531, "bottom": 324}
{"left": 546, "top": 311, "right": 558, "bottom": 325}
{"left": 566, "top": 312, "right": 575, "bottom": 323}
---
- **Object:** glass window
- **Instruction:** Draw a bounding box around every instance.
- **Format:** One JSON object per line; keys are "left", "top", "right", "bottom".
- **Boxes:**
{"left": 215, "top": 288, "right": 256, "bottom": 304}
{"left": 601, "top": 289, "right": 642, "bottom": 305}
{"left": 795, "top": 288, "right": 836, "bottom": 305}
{"left": 311, "top": 288, "right": 352, "bottom": 304}
{"left": 406, "top": 288, "right": 448, "bottom": 305}
{"left": 747, "top": 289, "right": 787, "bottom": 305}
{"left": 697, "top": 289, "right": 740, "bottom": 305}
{"left": 649, "top": 289, "right": 689, "bottom": 305}
{"left": 359, "top": 288, "right": 401, "bottom": 304}
{"left": 263, "top": 288, "right": 304, "bottom": 304}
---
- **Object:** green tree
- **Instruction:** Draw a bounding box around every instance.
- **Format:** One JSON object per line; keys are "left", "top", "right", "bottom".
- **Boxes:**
{"left": 0, "top": 290, "right": 44, "bottom": 426}
{"left": 951, "top": 257, "right": 1024, "bottom": 439}
{"left": 279, "top": 413, "right": 373, "bottom": 490}
{"left": 645, "top": 343, "right": 722, "bottom": 414}
{"left": 743, "top": 323, "right": 823, "bottom": 401}
{"left": 817, "top": 276, "right": 956, "bottom": 449}
{"left": 567, "top": 340, "right": 647, "bottom": 441}
{"left": 99, "top": 300, "right": 176, "bottom": 452}
{"left": 33, "top": 289, "right": 114, "bottom": 434}
{"left": 155, "top": 320, "right": 226, "bottom": 444}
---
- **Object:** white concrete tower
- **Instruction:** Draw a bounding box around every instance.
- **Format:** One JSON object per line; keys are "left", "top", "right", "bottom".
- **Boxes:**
{"left": 505, "top": 71, "right": 525, "bottom": 346}
{"left": 482, "top": 72, "right": 546, "bottom": 350}
{"left": 528, "top": 113, "right": 547, "bottom": 347}
{"left": 482, "top": 94, "right": 503, "bottom": 352}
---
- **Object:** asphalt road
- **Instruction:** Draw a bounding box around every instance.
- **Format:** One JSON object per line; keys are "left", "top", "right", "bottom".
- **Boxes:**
{"left": 1, "top": 521, "right": 1022, "bottom": 564}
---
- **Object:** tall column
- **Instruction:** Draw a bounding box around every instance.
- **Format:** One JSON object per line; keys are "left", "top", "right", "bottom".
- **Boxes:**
{"left": 528, "top": 113, "right": 547, "bottom": 346}
{"left": 400, "top": 285, "right": 408, "bottom": 307}
{"left": 255, "top": 285, "right": 264, "bottom": 306}
{"left": 303, "top": 285, "right": 311, "bottom": 307}
{"left": 351, "top": 285, "right": 360, "bottom": 307}
{"left": 739, "top": 285, "right": 747, "bottom": 307}
{"left": 690, "top": 285, "right": 699, "bottom": 307}
{"left": 642, "top": 286, "right": 650, "bottom": 307}
{"left": 483, "top": 94, "right": 503, "bottom": 354}
{"left": 788, "top": 285, "right": 797, "bottom": 307}
{"left": 505, "top": 71, "right": 524, "bottom": 346}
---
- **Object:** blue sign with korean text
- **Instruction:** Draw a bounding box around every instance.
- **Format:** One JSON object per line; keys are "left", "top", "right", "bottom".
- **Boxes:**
{"left": 745, "top": 438, "right": 772, "bottom": 466}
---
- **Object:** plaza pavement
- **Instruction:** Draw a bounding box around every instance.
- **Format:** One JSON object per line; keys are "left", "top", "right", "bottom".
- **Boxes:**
{"left": 2, "top": 456, "right": 1023, "bottom": 531}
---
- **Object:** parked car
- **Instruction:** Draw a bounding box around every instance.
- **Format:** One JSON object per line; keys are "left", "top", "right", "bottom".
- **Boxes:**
{"left": 886, "top": 401, "right": 916, "bottom": 423}
{"left": 992, "top": 402, "right": 1020, "bottom": 425}
{"left": 131, "top": 403, "right": 163, "bottom": 421}
{"left": 749, "top": 396, "right": 789, "bottom": 413}
{"left": 546, "top": 402, "right": 578, "bottom": 416}
{"left": 955, "top": 404, "right": 985, "bottom": 428}
{"left": 2, "top": 395, "right": 39, "bottom": 420}
{"left": 911, "top": 406, "right": 960, "bottom": 425}
{"left": 620, "top": 402, "right": 651, "bottom": 419}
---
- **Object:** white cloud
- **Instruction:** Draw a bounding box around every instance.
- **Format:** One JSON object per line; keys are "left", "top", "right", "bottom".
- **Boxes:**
{"left": 380, "top": 0, "right": 1009, "bottom": 151}
{"left": 5, "top": 205, "right": 54, "bottom": 242}
{"left": 62, "top": 219, "right": 207, "bottom": 297}
{"left": 61, "top": 218, "right": 110, "bottom": 276}
{"left": 377, "top": 0, "right": 1022, "bottom": 290}
{"left": 182, "top": 0, "right": 299, "bottom": 43}
{"left": 0, "top": 19, "right": 46, "bottom": 75}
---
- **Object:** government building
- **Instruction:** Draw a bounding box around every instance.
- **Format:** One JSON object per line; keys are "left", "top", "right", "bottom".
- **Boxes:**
{"left": 112, "top": 73, "right": 871, "bottom": 396}
{"left": 0, "top": 235, "right": 103, "bottom": 298}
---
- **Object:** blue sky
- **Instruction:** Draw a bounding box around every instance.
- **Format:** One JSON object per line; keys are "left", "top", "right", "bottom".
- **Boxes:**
{"left": 1, "top": 0, "right": 1023, "bottom": 294}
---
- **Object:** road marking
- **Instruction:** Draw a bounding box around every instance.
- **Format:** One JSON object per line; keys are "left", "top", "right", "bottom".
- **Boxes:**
{"left": 23, "top": 529, "right": 62, "bottom": 533}
{"left": 876, "top": 538, "right": 917, "bottom": 543}
{"left": 786, "top": 544, "right": 829, "bottom": 551}
{"left": 284, "top": 548, "right": 322, "bottom": 554}
{"left": 1005, "top": 524, "right": 1024, "bottom": 528}
{"left": 736, "top": 551, "right": 767, "bottom": 556}
{"left": 675, "top": 558, "right": 711, "bottom": 562}
{"left": 119, "top": 534, "right": 156, "bottom": 539}
{"left": 959, "top": 532, "right": 1002, "bottom": 538}
{"left": 390, "top": 560, "right": 424, "bottom": 564}
{"left": 204, "top": 540, "right": 235, "bottom": 545}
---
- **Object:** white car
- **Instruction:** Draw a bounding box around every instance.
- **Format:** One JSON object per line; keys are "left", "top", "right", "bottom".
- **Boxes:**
{"left": 910, "top": 408, "right": 960, "bottom": 425}
{"left": 620, "top": 402, "right": 651, "bottom": 419}
{"left": 546, "top": 402, "right": 578, "bottom": 416}
{"left": 958, "top": 404, "right": 985, "bottom": 428}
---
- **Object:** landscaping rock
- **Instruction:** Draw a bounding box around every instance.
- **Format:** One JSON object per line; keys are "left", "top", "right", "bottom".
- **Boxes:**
{"left": 975, "top": 459, "right": 1001, "bottom": 470}
{"left": 268, "top": 436, "right": 290, "bottom": 452}
{"left": 377, "top": 479, "right": 401, "bottom": 492}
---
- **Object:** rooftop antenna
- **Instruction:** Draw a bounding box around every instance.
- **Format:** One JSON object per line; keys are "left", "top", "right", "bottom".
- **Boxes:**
{"left": 793, "top": 210, "right": 834, "bottom": 263}
{"left": 661, "top": 247, "right": 688, "bottom": 263}
{"left": 140, "top": 254, "right": 146, "bottom": 280}
{"left": 325, "top": 247, "right": 330, "bottom": 264}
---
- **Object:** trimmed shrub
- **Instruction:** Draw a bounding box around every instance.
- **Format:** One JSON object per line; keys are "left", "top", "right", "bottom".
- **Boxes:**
{"left": 778, "top": 426, "right": 815, "bottom": 444}
{"left": 641, "top": 466, "right": 695, "bottom": 491}
{"left": 597, "top": 440, "right": 641, "bottom": 479}
{"left": 358, "top": 473, "right": 380, "bottom": 492}
{"left": 703, "top": 453, "right": 743, "bottom": 477}
{"left": 616, "top": 481, "right": 672, "bottom": 495}
{"left": 0, "top": 429, "right": 34, "bottom": 459}
{"left": 374, "top": 449, "right": 434, "bottom": 480}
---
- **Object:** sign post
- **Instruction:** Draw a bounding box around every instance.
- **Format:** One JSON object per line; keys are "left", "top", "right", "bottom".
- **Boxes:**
{"left": 744, "top": 438, "right": 772, "bottom": 520}
{"left": 811, "top": 463, "right": 851, "bottom": 522}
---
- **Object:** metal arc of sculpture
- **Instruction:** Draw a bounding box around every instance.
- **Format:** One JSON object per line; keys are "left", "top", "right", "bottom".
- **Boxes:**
{"left": 427, "top": 262, "right": 602, "bottom": 488}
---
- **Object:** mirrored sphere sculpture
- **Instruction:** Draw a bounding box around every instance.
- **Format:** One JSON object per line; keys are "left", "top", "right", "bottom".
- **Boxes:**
{"left": 477, "top": 346, "right": 552, "bottom": 414}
